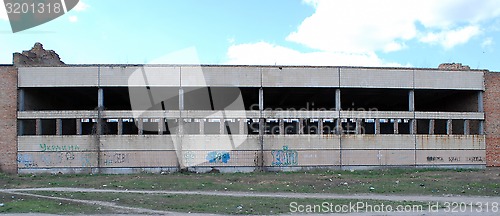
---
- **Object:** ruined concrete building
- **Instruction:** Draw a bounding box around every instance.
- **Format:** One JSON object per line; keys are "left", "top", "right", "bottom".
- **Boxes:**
{"left": 0, "top": 43, "right": 499, "bottom": 174}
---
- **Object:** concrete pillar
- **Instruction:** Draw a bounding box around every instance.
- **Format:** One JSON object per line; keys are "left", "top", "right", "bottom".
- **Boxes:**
{"left": 200, "top": 119, "right": 205, "bottom": 135}
{"left": 179, "top": 88, "right": 184, "bottom": 111}
{"left": 429, "top": 119, "right": 435, "bottom": 135}
{"left": 410, "top": 119, "right": 417, "bottom": 135}
{"left": 409, "top": 90, "right": 415, "bottom": 112}
{"left": 318, "top": 119, "right": 323, "bottom": 135}
{"left": 117, "top": 118, "right": 123, "bottom": 135}
{"left": 298, "top": 118, "right": 304, "bottom": 134}
{"left": 355, "top": 119, "right": 362, "bottom": 134}
{"left": 259, "top": 119, "right": 264, "bottom": 135}
{"left": 239, "top": 118, "right": 245, "bottom": 135}
{"left": 335, "top": 89, "right": 341, "bottom": 111}
{"left": 76, "top": 119, "right": 82, "bottom": 135}
{"left": 158, "top": 118, "right": 164, "bottom": 135}
{"left": 259, "top": 88, "right": 264, "bottom": 111}
{"left": 18, "top": 88, "right": 25, "bottom": 111}
{"left": 479, "top": 121, "right": 484, "bottom": 135}
{"left": 446, "top": 119, "right": 453, "bottom": 135}
{"left": 56, "top": 119, "right": 62, "bottom": 135}
{"left": 98, "top": 88, "right": 104, "bottom": 109}
{"left": 464, "top": 120, "right": 470, "bottom": 135}
{"left": 178, "top": 118, "right": 184, "bottom": 135}
{"left": 393, "top": 119, "right": 399, "bottom": 134}
{"left": 220, "top": 118, "right": 225, "bottom": 134}
{"left": 374, "top": 119, "right": 380, "bottom": 134}
{"left": 478, "top": 91, "right": 484, "bottom": 112}
{"left": 279, "top": 118, "right": 284, "bottom": 135}
{"left": 336, "top": 118, "right": 342, "bottom": 134}
{"left": 35, "top": 119, "right": 42, "bottom": 135}
{"left": 138, "top": 119, "right": 143, "bottom": 135}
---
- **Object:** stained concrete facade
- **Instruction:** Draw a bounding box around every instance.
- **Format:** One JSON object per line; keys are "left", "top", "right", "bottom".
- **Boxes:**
{"left": 9, "top": 65, "right": 495, "bottom": 174}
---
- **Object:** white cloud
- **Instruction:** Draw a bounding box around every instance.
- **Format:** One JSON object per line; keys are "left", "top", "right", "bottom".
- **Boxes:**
{"left": 69, "top": 15, "right": 78, "bottom": 23}
{"left": 482, "top": 37, "right": 494, "bottom": 48}
{"left": 0, "top": 0, "right": 8, "bottom": 21}
{"left": 74, "top": 1, "right": 89, "bottom": 12}
{"left": 227, "top": 42, "right": 408, "bottom": 67}
{"left": 420, "top": 25, "right": 481, "bottom": 49}
{"left": 288, "top": 0, "right": 500, "bottom": 52}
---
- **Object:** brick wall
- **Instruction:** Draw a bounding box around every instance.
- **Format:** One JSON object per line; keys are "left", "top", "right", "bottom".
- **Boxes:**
{"left": 485, "top": 72, "right": 500, "bottom": 167}
{"left": 0, "top": 66, "right": 17, "bottom": 173}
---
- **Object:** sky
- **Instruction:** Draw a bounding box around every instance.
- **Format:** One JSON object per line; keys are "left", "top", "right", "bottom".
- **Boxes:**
{"left": 1, "top": 0, "right": 500, "bottom": 71}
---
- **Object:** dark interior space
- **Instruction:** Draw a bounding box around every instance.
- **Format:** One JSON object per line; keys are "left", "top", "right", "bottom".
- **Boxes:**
{"left": 434, "top": 120, "right": 447, "bottom": 134}
{"left": 415, "top": 90, "right": 479, "bottom": 112}
{"left": 62, "top": 119, "right": 76, "bottom": 135}
{"left": 184, "top": 87, "right": 259, "bottom": 110}
{"left": 380, "top": 120, "right": 394, "bottom": 134}
{"left": 341, "top": 88, "right": 409, "bottom": 111}
{"left": 417, "top": 119, "right": 430, "bottom": 134}
{"left": 263, "top": 87, "right": 336, "bottom": 110}
{"left": 19, "top": 119, "right": 36, "bottom": 135}
{"left": 23, "top": 87, "right": 98, "bottom": 111}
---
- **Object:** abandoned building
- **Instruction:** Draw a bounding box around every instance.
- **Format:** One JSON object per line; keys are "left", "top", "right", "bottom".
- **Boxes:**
{"left": 0, "top": 43, "right": 499, "bottom": 174}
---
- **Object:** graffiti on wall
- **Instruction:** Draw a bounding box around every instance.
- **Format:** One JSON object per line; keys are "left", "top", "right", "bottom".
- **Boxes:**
{"left": 103, "top": 153, "right": 129, "bottom": 165}
{"left": 17, "top": 152, "right": 96, "bottom": 168}
{"left": 40, "top": 144, "right": 80, "bottom": 152}
{"left": 17, "top": 153, "right": 37, "bottom": 168}
{"left": 426, "top": 156, "right": 484, "bottom": 163}
{"left": 206, "top": 151, "right": 230, "bottom": 164}
{"left": 271, "top": 146, "right": 298, "bottom": 166}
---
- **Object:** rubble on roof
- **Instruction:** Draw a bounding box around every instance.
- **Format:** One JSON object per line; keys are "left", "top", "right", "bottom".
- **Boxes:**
{"left": 438, "top": 63, "right": 470, "bottom": 71}
{"left": 13, "top": 42, "right": 65, "bottom": 66}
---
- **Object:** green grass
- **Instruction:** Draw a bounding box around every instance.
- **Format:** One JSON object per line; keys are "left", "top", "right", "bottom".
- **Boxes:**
{"left": 1, "top": 168, "right": 499, "bottom": 196}
{"left": 0, "top": 192, "right": 116, "bottom": 214}
{"left": 30, "top": 191, "right": 432, "bottom": 215}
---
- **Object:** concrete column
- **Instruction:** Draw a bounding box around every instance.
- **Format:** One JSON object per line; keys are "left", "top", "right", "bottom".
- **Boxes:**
{"left": 117, "top": 118, "right": 123, "bottom": 135}
{"left": 98, "top": 88, "right": 104, "bottom": 109}
{"left": 35, "top": 119, "right": 42, "bottom": 135}
{"left": 464, "top": 120, "right": 470, "bottom": 135}
{"left": 239, "top": 119, "right": 245, "bottom": 135}
{"left": 200, "top": 119, "right": 205, "bottom": 135}
{"left": 138, "top": 119, "right": 143, "bottom": 135}
{"left": 298, "top": 118, "right": 304, "bottom": 134}
{"left": 393, "top": 119, "right": 399, "bottom": 134}
{"left": 446, "top": 119, "right": 453, "bottom": 135}
{"left": 178, "top": 118, "right": 184, "bottom": 135}
{"left": 355, "top": 119, "right": 362, "bottom": 134}
{"left": 318, "top": 119, "right": 323, "bottom": 135}
{"left": 179, "top": 88, "right": 184, "bottom": 111}
{"left": 76, "top": 119, "right": 82, "bottom": 135}
{"left": 478, "top": 91, "right": 484, "bottom": 112}
{"left": 335, "top": 89, "right": 341, "bottom": 111}
{"left": 56, "top": 119, "right": 62, "bottom": 135}
{"left": 259, "top": 88, "right": 264, "bottom": 111}
{"left": 220, "top": 118, "right": 225, "bottom": 134}
{"left": 158, "top": 118, "right": 164, "bottom": 135}
{"left": 279, "top": 118, "right": 285, "bottom": 135}
{"left": 336, "top": 118, "right": 342, "bottom": 134}
{"left": 429, "top": 119, "right": 435, "bottom": 135}
{"left": 18, "top": 88, "right": 25, "bottom": 111}
{"left": 409, "top": 90, "right": 415, "bottom": 112}
{"left": 259, "top": 119, "right": 264, "bottom": 135}
{"left": 410, "top": 119, "right": 417, "bottom": 135}
{"left": 374, "top": 119, "right": 380, "bottom": 134}
{"left": 479, "top": 121, "right": 484, "bottom": 135}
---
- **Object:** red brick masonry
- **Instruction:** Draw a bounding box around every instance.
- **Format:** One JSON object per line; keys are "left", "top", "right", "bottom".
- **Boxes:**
{"left": 485, "top": 72, "right": 500, "bottom": 166}
{"left": 0, "top": 66, "right": 17, "bottom": 173}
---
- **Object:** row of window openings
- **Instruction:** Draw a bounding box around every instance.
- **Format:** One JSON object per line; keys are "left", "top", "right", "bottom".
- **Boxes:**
{"left": 19, "top": 118, "right": 482, "bottom": 136}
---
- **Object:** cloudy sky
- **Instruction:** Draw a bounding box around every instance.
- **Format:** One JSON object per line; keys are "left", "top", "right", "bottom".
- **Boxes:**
{"left": 1, "top": 0, "right": 499, "bottom": 71}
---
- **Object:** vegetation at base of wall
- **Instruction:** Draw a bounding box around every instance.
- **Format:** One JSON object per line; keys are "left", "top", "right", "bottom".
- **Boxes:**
{"left": 0, "top": 192, "right": 116, "bottom": 214}
{"left": 1, "top": 168, "right": 499, "bottom": 196}
{"left": 28, "top": 191, "right": 431, "bottom": 215}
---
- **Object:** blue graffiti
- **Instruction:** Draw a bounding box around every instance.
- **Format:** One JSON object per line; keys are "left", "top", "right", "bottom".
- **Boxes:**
{"left": 206, "top": 151, "right": 230, "bottom": 164}
{"left": 271, "top": 146, "right": 298, "bottom": 166}
{"left": 17, "top": 154, "right": 37, "bottom": 168}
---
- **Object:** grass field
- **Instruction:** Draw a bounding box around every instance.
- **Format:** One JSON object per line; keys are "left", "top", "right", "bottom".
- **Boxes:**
{"left": 0, "top": 168, "right": 498, "bottom": 214}
{"left": 2, "top": 168, "right": 499, "bottom": 196}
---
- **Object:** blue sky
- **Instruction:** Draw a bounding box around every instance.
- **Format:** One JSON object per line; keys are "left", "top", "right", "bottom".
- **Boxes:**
{"left": 1, "top": 0, "right": 499, "bottom": 71}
